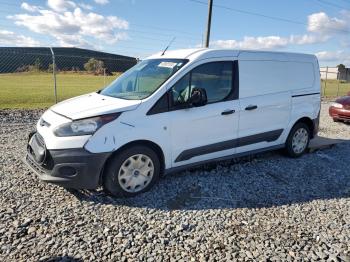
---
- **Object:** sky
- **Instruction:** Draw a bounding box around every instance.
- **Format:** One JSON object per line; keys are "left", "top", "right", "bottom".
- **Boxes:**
{"left": 0, "top": 0, "right": 350, "bottom": 66}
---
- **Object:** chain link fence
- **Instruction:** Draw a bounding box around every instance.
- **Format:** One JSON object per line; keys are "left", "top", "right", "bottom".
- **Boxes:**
{"left": 320, "top": 66, "right": 350, "bottom": 98}
{"left": 0, "top": 48, "right": 349, "bottom": 108}
{"left": 0, "top": 47, "right": 137, "bottom": 108}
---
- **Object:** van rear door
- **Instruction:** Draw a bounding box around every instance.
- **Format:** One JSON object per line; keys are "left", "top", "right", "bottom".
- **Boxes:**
{"left": 236, "top": 56, "right": 291, "bottom": 153}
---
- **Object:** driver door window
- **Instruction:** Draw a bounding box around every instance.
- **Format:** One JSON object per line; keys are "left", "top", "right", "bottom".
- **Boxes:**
{"left": 171, "top": 73, "right": 191, "bottom": 106}
{"left": 170, "top": 61, "right": 233, "bottom": 107}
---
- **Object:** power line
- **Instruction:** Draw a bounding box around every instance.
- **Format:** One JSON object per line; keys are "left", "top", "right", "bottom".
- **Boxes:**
{"left": 0, "top": 2, "right": 202, "bottom": 40}
{"left": 128, "top": 23, "right": 201, "bottom": 38}
{"left": 0, "top": 18, "right": 200, "bottom": 47}
{"left": 0, "top": 2, "right": 187, "bottom": 57}
{"left": 127, "top": 33, "right": 197, "bottom": 46}
{"left": 189, "top": 0, "right": 305, "bottom": 25}
{"left": 188, "top": 0, "right": 350, "bottom": 34}
{"left": 0, "top": 27, "right": 166, "bottom": 52}
{"left": 126, "top": 28, "right": 199, "bottom": 42}
{"left": 0, "top": 19, "right": 199, "bottom": 48}
{"left": 0, "top": 1, "right": 19, "bottom": 6}
{"left": 315, "top": 0, "right": 349, "bottom": 9}
{"left": 0, "top": 21, "right": 191, "bottom": 55}
{"left": 125, "top": 30, "right": 199, "bottom": 44}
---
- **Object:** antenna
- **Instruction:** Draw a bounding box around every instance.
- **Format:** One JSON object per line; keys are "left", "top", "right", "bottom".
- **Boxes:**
{"left": 161, "top": 37, "right": 176, "bottom": 56}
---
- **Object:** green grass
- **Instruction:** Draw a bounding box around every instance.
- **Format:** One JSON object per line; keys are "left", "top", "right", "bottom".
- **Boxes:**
{"left": 0, "top": 72, "right": 118, "bottom": 109}
{"left": 1, "top": 72, "right": 350, "bottom": 109}
{"left": 321, "top": 79, "right": 350, "bottom": 97}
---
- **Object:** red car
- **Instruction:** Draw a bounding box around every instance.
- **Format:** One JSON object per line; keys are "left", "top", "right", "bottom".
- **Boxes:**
{"left": 329, "top": 91, "right": 350, "bottom": 122}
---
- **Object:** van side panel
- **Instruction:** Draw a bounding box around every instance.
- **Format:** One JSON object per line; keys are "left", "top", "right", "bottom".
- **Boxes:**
{"left": 239, "top": 60, "right": 290, "bottom": 98}
{"left": 238, "top": 53, "right": 317, "bottom": 98}
{"left": 237, "top": 52, "right": 320, "bottom": 153}
{"left": 238, "top": 92, "right": 291, "bottom": 140}
{"left": 288, "top": 55, "right": 321, "bottom": 135}
{"left": 285, "top": 61, "right": 315, "bottom": 91}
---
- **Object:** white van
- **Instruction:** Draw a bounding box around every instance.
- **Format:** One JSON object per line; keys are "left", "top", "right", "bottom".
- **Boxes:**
{"left": 25, "top": 48, "right": 321, "bottom": 197}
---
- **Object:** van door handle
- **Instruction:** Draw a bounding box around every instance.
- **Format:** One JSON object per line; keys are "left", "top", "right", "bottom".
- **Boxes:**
{"left": 245, "top": 105, "right": 258, "bottom": 111}
{"left": 221, "top": 109, "right": 235, "bottom": 115}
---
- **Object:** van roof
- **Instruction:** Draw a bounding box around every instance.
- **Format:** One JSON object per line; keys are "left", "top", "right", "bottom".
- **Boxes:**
{"left": 147, "top": 48, "right": 317, "bottom": 63}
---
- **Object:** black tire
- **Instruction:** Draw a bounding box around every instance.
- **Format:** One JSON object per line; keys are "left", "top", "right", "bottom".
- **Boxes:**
{"left": 285, "top": 122, "right": 310, "bottom": 158}
{"left": 103, "top": 145, "right": 160, "bottom": 197}
{"left": 333, "top": 118, "right": 340, "bottom": 122}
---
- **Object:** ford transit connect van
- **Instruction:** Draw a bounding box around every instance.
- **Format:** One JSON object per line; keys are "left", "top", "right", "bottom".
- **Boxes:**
{"left": 25, "top": 48, "right": 321, "bottom": 197}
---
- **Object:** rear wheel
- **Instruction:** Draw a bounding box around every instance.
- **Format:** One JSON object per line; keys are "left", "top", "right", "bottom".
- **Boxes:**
{"left": 285, "top": 122, "right": 310, "bottom": 158}
{"left": 103, "top": 145, "right": 160, "bottom": 197}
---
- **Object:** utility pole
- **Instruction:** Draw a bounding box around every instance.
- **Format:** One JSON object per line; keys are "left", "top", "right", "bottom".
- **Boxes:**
{"left": 205, "top": 0, "right": 213, "bottom": 48}
{"left": 49, "top": 47, "right": 57, "bottom": 104}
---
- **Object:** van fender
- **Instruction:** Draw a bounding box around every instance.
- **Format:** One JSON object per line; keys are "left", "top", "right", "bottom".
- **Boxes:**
{"left": 287, "top": 94, "right": 320, "bottom": 139}
{"left": 84, "top": 120, "right": 172, "bottom": 169}
{"left": 285, "top": 114, "right": 318, "bottom": 142}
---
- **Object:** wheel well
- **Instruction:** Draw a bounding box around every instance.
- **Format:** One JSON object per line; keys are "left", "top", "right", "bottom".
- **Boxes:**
{"left": 100, "top": 140, "right": 165, "bottom": 183}
{"left": 293, "top": 117, "right": 315, "bottom": 138}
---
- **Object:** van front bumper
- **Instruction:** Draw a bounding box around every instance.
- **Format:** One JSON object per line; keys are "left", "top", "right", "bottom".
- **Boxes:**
{"left": 25, "top": 132, "right": 110, "bottom": 189}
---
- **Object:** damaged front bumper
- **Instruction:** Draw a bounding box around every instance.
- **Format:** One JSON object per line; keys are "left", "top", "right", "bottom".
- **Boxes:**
{"left": 24, "top": 132, "right": 110, "bottom": 189}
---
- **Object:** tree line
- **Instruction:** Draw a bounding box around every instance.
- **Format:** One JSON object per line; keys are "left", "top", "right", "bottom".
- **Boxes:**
{"left": 16, "top": 58, "right": 108, "bottom": 75}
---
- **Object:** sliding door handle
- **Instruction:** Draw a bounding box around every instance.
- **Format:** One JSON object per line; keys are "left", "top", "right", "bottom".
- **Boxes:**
{"left": 221, "top": 109, "right": 235, "bottom": 115}
{"left": 245, "top": 105, "right": 258, "bottom": 111}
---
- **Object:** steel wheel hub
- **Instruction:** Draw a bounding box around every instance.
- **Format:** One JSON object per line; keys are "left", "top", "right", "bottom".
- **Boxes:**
{"left": 118, "top": 154, "right": 154, "bottom": 193}
{"left": 292, "top": 128, "right": 308, "bottom": 154}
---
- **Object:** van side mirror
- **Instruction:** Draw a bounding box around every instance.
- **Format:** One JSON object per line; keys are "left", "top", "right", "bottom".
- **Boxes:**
{"left": 189, "top": 87, "right": 207, "bottom": 107}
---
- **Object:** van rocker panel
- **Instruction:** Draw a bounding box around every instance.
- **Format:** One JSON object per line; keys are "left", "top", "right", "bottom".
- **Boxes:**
{"left": 175, "top": 129, "right": 283, "bottom": 162}
{"left": 167, "top": 144, "right": 285, "bottom": 175}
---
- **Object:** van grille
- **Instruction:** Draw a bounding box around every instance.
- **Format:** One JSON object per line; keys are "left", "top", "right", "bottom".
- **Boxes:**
{"left": 26, "top": 154, "right": 47, "bottom": 175}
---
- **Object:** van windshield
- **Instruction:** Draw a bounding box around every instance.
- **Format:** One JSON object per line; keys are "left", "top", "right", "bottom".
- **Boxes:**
{"left": 100, "top": 59, "right": 187, "bottom": 100}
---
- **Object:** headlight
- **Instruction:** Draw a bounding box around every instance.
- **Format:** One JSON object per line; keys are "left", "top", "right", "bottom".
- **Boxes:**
{"left": 330, "top": 102, "right": 343, "bottom": 109}
{"left": 54, "top": 112, "right": 121, "bottom": 137}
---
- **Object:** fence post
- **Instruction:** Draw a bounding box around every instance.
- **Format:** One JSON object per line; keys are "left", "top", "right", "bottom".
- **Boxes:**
{"left": 324, "top": 66, "right": 328, "bottom": 97}
{"left": 49, "top": 47, "right": 58, "bottom": 104}
{"left": 103, "top": 68, "right": 106, "bottom": 87}
{"left": 336, "top": 71, "right": 340, "bottom": 97}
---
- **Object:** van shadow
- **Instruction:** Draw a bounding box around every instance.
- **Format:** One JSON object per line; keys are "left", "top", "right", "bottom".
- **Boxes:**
{"left": 68, "top": 140, "right": 350, "bottom": 211}
{"left": 41, "top": 256, "right": 83, "bottom": 262}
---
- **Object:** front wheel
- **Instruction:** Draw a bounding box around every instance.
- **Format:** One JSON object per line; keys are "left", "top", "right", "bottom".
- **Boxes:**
{"left": 103, "top": 145, "right": 160, "bottom": 197}
{"left": 285, "top": 122, "right": 310, "bottom": 158}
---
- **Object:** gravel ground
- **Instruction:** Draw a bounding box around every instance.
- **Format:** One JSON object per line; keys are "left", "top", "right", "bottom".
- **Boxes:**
{"left": 0, "top": 102, "right": 349, "bottom": 261}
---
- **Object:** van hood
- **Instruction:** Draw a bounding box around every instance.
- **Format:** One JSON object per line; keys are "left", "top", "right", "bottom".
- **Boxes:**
{"left": 50, "top": 92, "right": 141, "bottom": 120}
